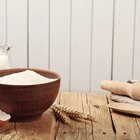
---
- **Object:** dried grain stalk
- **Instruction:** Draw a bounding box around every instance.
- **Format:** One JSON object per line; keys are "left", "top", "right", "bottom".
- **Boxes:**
{"left": 52, "top": 104, "right": 95, "bottom": 122}
{"left": 51, "top": 106, "right": 71, "bottom": 124}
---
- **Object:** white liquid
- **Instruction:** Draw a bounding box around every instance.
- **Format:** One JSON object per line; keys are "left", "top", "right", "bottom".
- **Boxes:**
{"left": 0, "top": 54, "right": 10, "bottom": 69}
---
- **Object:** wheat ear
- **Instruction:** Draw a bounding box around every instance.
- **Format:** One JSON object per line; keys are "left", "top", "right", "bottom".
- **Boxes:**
{"left": 51, "top": 106, "right": 71, "bottom": 124}
{"left": 52, "top": 104, "right": 95, "bottom": 121}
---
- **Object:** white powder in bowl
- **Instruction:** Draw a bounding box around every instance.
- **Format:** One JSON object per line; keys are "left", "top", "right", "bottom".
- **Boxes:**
{"left": 0, "top": 70, "right": 57, "bottom": 85}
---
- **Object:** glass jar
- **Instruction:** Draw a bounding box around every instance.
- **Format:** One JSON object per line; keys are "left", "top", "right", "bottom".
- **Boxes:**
{"left": 0, "top": 43, "right": 12, "bottom": 69}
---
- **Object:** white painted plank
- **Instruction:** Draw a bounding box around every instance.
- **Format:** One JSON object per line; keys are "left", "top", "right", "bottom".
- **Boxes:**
{"left": 29, "top": 0, "right": 49, "bottom": 69}
{"left": 133, "top": 0, "right": 140, "bottom": 79}
{"left": 0, "top": 0, "right": 6, "bottom": 43}
{"left": 91, "top": 0, "right": 113, "bottom": 93}
{"left": 71, "top": 0, "right": 92, "bottom": 92}
{"left": 7, "top": 0, "right": 27, "bottom": 68}
{"left": 113, "top": 0, "right": 135, "bottom": 81}
{"left": 50, "top": 0, "right": 70, "bottom": 91}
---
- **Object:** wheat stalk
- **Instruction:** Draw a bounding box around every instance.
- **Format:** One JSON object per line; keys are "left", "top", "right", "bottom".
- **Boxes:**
{"left": 52, "top": 104, "right": 95, "bottom": 122}
{"left": 51, "top": 106, "right": 71, "bottom": 124}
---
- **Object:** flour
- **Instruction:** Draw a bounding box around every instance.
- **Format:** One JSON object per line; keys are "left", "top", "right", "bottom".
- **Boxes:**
{"left": 0, "top": 70, "right": 56, "bottom": 85}
{"left": 0, "top": 110, "right": 11, "bottom": 121}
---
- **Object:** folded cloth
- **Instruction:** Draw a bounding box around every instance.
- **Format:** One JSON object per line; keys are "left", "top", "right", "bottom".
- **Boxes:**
{"left": 127, "top": 79, "right": 140, "bottom": 84}
{"left": 110, "top": 94, "right": 140, "bottom": 106}
{"left": 108, "top": 94, "right": 140, "bottom": 117}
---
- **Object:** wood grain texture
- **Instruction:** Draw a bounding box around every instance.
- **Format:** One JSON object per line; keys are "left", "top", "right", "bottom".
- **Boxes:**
{"left": 91, "top": 0, "right": 113, "bottom": 93}
{"left": 0, "top": 0, "right": 6, "bottom": 43}
{"left": 0, "top": 110, "right": 57, "bottom": 140}
{"left": 0, "top": 123, "right": 15, "bottom": 139}
{"left": 0, "top": 0, "right": 139, "bottom": 92}
{"left": 12, "top": 110, "right": 57, "bottom": 140}
{"left": 1, "top": 0, "right": 139, "bottom": 92}
{"left": 86, "top": 93, "right": 114, "bottom": 139}
{"left": 29, "top": 0, "right": 49, "bottom": 69}
{"left": 50, "top": 0, "right": 70, "bottom": 91}
{"left": 56, "top": 93, "right": 92, "bottom": 140}
{"left": 1, "top": 92, "right": 140, "bottom": 139}
{"left": 7, "top": 0, "right": 27, "bottom": 68}
{"left": 56, "top": 93, "right": 114, "bottom": 140}
{"left": 71, "top": 0, "right": 92, "bottom": 92}
{"left": 133, "top": 0, "right": 140, "bottom": 80}
{"left": 113, "top": 0, "right": 135, "bottom": 81}
{"left": 107, "top": 94, "right": 140, "bottom": 139}
{"left": 14, "top": 93, "right": 60, "bottom": 140}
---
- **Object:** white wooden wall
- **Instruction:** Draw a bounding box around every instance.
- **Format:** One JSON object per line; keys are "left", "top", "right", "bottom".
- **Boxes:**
{"left": 0, "top": 0, "right": 140, "bottom": 93}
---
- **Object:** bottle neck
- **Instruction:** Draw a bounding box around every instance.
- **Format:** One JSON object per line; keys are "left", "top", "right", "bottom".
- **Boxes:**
{"left": 0, "top": 44, "right": 11, "bottom": 69}
{"left": 0, "top": 43, "right": 12, "bottom": 54}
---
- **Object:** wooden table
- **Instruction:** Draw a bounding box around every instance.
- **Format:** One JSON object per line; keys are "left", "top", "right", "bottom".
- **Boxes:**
{"left": 0, "top": 92, "right": 140, "bottom": 140}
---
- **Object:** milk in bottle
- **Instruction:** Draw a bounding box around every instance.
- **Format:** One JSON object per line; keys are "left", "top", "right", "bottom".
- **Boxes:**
{"left": 0, "top": 43, "right": 12, "bottom": 69}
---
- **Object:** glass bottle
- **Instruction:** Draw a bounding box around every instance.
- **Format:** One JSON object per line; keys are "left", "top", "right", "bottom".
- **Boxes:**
{"left": 0, "top": 43, "right": 12, "bottom": 69}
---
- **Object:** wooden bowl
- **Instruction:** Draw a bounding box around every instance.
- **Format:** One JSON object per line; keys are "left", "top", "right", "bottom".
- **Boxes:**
{"left": 0, "top": 68, "right": 60, "bottom": 122}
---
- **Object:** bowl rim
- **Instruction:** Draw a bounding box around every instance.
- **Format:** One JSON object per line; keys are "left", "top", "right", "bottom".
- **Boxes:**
{"left": 0, "top": 68, "right": 61, "bottom": 87}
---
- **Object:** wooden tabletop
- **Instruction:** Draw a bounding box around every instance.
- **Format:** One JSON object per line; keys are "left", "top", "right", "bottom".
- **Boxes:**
{"left": 0, "top": 92, "right": 140, "bottom": 140}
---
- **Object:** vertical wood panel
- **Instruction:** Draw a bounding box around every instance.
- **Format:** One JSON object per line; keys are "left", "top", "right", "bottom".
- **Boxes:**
{"left": 3, "top": 0, "right": 138, "bottom": 92}
{"left": 29, "top": 0, "right": 49, "bottom": 69}
{"left": 7, "top": 0, "right": 27, "bottom": 67}
{"left": 91, "top": 0, "right": 113, "bottom": 93}
{"left": 133, "top": 0, "right": 140, "bottom": 79}
{"left": 71, "top": 0, "right": 92, "bottom": 92}
{"left": 113, "top": 0, "right": 135, "bottom": 81}
{"left": 0, "top": 0, "right": 6, "bottom": 43}
{"left": 50, "top": 0, "right": 70, "bottom": 91}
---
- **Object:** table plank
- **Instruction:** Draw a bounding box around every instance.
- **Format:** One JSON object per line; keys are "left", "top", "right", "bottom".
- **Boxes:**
{"left": 86, "top": 93, "right": 115, "bottom": 140}
{"left": 1, "top": 93, "right": 139, "bottom": 140}
{"left": 107, "top": 94, "right": 140, "bottom": 140}
{"left": 12, "top": 110, "right": 57, "bottom": 140}
{"left": 0, "top": 123, "right": 15, "bottom": 140}
{"left": 56, "top": 92, "right": 114, "bottom": 140}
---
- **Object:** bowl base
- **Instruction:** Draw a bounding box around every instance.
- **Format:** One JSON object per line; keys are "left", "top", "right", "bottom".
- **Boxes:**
{"left": 10, "top": 114, "right": 42, "bottom": 122}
